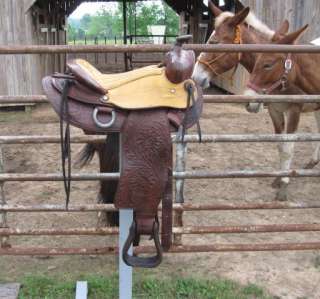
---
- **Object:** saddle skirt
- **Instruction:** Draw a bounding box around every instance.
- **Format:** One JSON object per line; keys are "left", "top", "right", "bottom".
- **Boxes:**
{"left": 67, "top": 59, "right": 197, "bottom": 110}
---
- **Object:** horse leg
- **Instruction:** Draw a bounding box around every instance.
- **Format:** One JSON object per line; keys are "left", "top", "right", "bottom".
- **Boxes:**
{"left": 268, "top": 105, "right": 285, "bottom": 189}
{"left": 305, "top": 110, "right": 320, "bottom": 169}
{"left": 97, "top": 133, "right": 119, "bottom": 227}
{"left": 275, "top": 106, "right": 301, "bottom": 201}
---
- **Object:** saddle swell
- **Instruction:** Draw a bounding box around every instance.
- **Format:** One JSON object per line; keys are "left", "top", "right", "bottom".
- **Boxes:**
{"left": 42, "top": 38, "right": 202, "bottom": 268}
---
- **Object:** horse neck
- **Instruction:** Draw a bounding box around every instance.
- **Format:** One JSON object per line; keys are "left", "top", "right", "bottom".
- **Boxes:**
{"left": 239, "top": 25, "right": 270, "bottom": 73}
{"left": 293, "top": 53, "right": 320, "bottom": 94}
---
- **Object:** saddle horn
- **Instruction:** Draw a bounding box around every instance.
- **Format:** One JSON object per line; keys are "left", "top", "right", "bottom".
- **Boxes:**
{"left": 164, "top": 35, "right": 195, "bottom": 84}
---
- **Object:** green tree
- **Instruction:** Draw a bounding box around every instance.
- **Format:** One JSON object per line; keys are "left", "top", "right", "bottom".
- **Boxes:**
{"left": 68, "top": 1, "right": 179, "bottom": 42}
{"left": 87, "top": 8, "right": 115, "bottom": 38}
{"left": 162, "top": 1, "right": 179, "bottom": 35}
{"left": 67, "top": 24, "right": 77, "bottom": 41}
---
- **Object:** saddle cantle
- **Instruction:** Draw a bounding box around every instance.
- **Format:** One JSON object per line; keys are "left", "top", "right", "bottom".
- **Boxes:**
{"left": 42, "top": 36, "right": 203, "bottom": 268}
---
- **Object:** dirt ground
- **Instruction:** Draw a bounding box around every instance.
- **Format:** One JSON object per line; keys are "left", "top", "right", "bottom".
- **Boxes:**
{"left": 1, "top": 99, "right": 320, "bottom": 299}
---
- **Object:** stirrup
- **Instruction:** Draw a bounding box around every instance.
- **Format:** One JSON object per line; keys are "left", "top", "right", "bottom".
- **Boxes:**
{"left": 122, "top": 220, "right": 163, "bottom": 268}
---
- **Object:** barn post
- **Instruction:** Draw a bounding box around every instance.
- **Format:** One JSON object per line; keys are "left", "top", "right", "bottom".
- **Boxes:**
{"left": 123, "top": 0, "right": 129, "bottom": 71}
{"left": 0, "top": 148, "right": 9, "bottom": 248}
{"left": 189, "top": 0, "right": 201, "bottom": 43}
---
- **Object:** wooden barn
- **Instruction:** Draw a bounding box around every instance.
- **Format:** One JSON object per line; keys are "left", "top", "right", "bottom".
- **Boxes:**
{"left": 0, "top": 0, "right": 234, "bottom": 96}
{"left": 1, "top": 0, "right": 319, "bottom": 96}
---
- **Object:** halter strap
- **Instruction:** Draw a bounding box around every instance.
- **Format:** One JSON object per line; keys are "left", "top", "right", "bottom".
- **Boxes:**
{"left": 197, "top": 25, "right": 242, "bottom": 80}
{"left": 247, "top": 54, "right": 293, "bottom": 94}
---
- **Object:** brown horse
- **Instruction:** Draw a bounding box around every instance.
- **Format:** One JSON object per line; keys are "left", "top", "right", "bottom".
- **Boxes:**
{"left": 192, "top": 1, "right": 303, "bottom": 201}
{"left": 192, "top": 1, "right": 282, "bottom": 89}
{"left": 245, "top": 24, "right": 320, "bottom": 201}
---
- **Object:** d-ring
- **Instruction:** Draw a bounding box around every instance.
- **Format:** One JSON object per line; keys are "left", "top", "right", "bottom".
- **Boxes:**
{"left": 93, "top": 107, "right": 116, "bottom": 128}
{"left": 122, "top": 220, "right": 163, "bottom": 268}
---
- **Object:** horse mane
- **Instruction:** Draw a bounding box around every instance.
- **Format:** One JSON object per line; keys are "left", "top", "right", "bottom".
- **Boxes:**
{"left": 215, "top": 11, "right": 275, "bottom": 39}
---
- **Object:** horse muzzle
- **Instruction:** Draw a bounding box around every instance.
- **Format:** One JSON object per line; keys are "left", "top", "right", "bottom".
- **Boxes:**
{"left": 244, "top": 88, "right": 263, "bottom": 113}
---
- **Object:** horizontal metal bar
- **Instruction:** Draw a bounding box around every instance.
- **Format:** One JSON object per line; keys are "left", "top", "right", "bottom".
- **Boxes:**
{"left": 1, "top": 44, "right": 320, "bottom": 54}
{"left": 0, "top": 135, "right": 105, "bottom": 144}
{"left": 175, "top": 224, "right": 320, "bottom": 234}
{"left": 3, "top": 133, "right": 320, "bottom": 145}
{"left": 2, "top": 95, "right": 320, "bottom": 105}
{"left": 2, "top": 134, "right": 320, "bottom": 145}
{"left": 175, "top": 134, "right": 320, "bottom": 143}
{"left": 180, "top": 202, "right": 320, "bottom": 211}
{"left": 0, "top": 204, "right": 117, "bottom": 212}
{"left": 1, "top": 169, "right": 320, "bottom": 182}
{"left": 0, "top": 227, "right": 118, "bottom": 236}
{"left": 1, "top": 242, "right": 320, "bottom": 255}
{"left": 1, "top": 201, "right": 320, "bottom": 213}
{"left": 175, "top": 169, "right": 320, "bottom": 179}
{"left": 1, "top": 224, "right": 320, "bottom": 236}
{"left": 203, "top": 94, "right": 320, "bottom": 103}
{"left": 0, "top": 173, "right": 120, "bottom": 181}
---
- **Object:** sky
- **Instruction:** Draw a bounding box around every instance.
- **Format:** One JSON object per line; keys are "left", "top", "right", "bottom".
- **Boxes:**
{"left": 70, "top": 1, "right": 162, "bottom": 19}
{"left": 69, "top": 0, "right": 225, "bottom": 19}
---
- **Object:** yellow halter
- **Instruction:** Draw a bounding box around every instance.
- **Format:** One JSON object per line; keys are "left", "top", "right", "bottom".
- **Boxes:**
{"left": 197, "top": 26, "right": 242, "bottom": 81}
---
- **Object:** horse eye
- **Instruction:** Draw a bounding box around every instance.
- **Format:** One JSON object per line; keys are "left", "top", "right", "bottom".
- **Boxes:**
{"left": 263, "top": 63, "right": 274, "bottom": 70}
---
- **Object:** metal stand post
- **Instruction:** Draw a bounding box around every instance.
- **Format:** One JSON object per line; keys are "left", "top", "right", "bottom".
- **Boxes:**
{"left": 119, "top": 209, "right": 133, "bottom": 299}
{"left": 174, "top": 127, "right": 187, "bottom": 245}
{"left": 118, "top": 133, "right": 133, "bottom": 299}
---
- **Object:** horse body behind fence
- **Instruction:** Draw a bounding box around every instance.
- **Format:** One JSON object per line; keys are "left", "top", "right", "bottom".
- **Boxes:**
{"left": 192, "top": 0, "right": 320, "bottom": 201}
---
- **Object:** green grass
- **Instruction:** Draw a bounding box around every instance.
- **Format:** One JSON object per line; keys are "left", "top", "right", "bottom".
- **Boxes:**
{"left": 17, "top": 274, "right": 274, "bottom": 299}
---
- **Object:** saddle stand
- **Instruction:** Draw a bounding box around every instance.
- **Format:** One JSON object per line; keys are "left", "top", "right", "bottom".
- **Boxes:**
{"left": 42, "top": 36, "right": 203, "bottom": 268}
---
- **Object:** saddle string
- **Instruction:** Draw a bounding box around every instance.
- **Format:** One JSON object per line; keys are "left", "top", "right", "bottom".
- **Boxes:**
{"left": 180, "top": 83, "right": 202, "bottom": 143}
{"left": 60, "top": 79, "right": 75, "bottom": 208}
{"left": 189, "top": 84, "right": 202, "bottom": 143}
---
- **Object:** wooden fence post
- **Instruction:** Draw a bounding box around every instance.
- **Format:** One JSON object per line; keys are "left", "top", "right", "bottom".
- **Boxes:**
{"left": 0, "top": 147, "right": 9, "bottom": 248}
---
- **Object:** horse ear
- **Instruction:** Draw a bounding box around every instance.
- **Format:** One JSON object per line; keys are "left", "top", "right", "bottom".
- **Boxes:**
{"left": 228, "top": 7, "right": 250, "bottom": 27}
{"left": 272, "top": 20, "right": 290, "bottom": 41}
{"left": 208, "top": 0, "right": 223, "bottom": 17}
{"left": 235, "top": 0, "right": 245, "bottom": 13}
{"left": 276, "top": 24, "right": 309, "bottom": 44}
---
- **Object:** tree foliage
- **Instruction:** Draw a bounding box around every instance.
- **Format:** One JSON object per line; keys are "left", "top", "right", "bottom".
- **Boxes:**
{"left": 68, "top": 1, "right": 179, "bottom": 41}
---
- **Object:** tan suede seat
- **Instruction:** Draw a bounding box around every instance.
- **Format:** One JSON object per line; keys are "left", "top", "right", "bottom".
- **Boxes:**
{"left": 67, "top": 59, "right": 196, "bottom": 110}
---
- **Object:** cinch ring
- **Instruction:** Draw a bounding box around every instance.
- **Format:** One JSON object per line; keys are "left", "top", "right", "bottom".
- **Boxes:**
{"left": 93, "top": 107, "right": 116, "bottom": 128}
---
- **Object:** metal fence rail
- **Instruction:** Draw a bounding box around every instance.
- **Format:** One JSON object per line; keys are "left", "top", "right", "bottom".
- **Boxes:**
{"left": 1, "top": 42, "right": 320, "bottom": 257}
{"left": 2, "top": 202, "right": 320, "bottom": 212}
{"left": 1, "top": 223, "right": 320, "bottom": 236}
{"left": 3, "top": 95, "right": 320, "bottom": 105}
{"left": 2, "top": 133, "right": 320, "bottom": 144}
{"left": 2, "top": 242, "right": 320, "bottom": 256}
{"left": 1, "top": 44, "right": 320, "bottom": 54}
{"left": 1, "top": 169, "right": 320, "bottom": 182}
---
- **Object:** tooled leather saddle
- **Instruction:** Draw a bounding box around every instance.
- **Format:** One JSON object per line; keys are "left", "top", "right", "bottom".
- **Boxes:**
{"left": 42, "top": 36, "right": 203, "bottom": 268}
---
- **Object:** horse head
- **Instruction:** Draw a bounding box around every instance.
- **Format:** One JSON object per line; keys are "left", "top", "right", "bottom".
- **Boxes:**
{"left": 245, "top": 24, "right": 308, "bottom": 112}
{"left": 192, "top": 1, "right": 250, "bottom": 89}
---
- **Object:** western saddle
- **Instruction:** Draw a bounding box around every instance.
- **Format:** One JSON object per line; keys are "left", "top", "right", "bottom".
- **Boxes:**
{"left": 42, "top": 35, "right": 203, "bottom": 268}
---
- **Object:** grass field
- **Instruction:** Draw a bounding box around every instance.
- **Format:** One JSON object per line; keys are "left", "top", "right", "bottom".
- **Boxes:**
{"left": 16, "top": 275, "right": 274, "bottom": 299}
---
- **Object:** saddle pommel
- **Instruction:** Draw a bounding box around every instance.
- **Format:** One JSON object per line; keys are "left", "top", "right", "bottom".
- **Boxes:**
{"left": 164, "top": 35, "right": 195, "bottom": 84}
{"left": 175, "top": 35, "right": 193, "bottom": 46}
